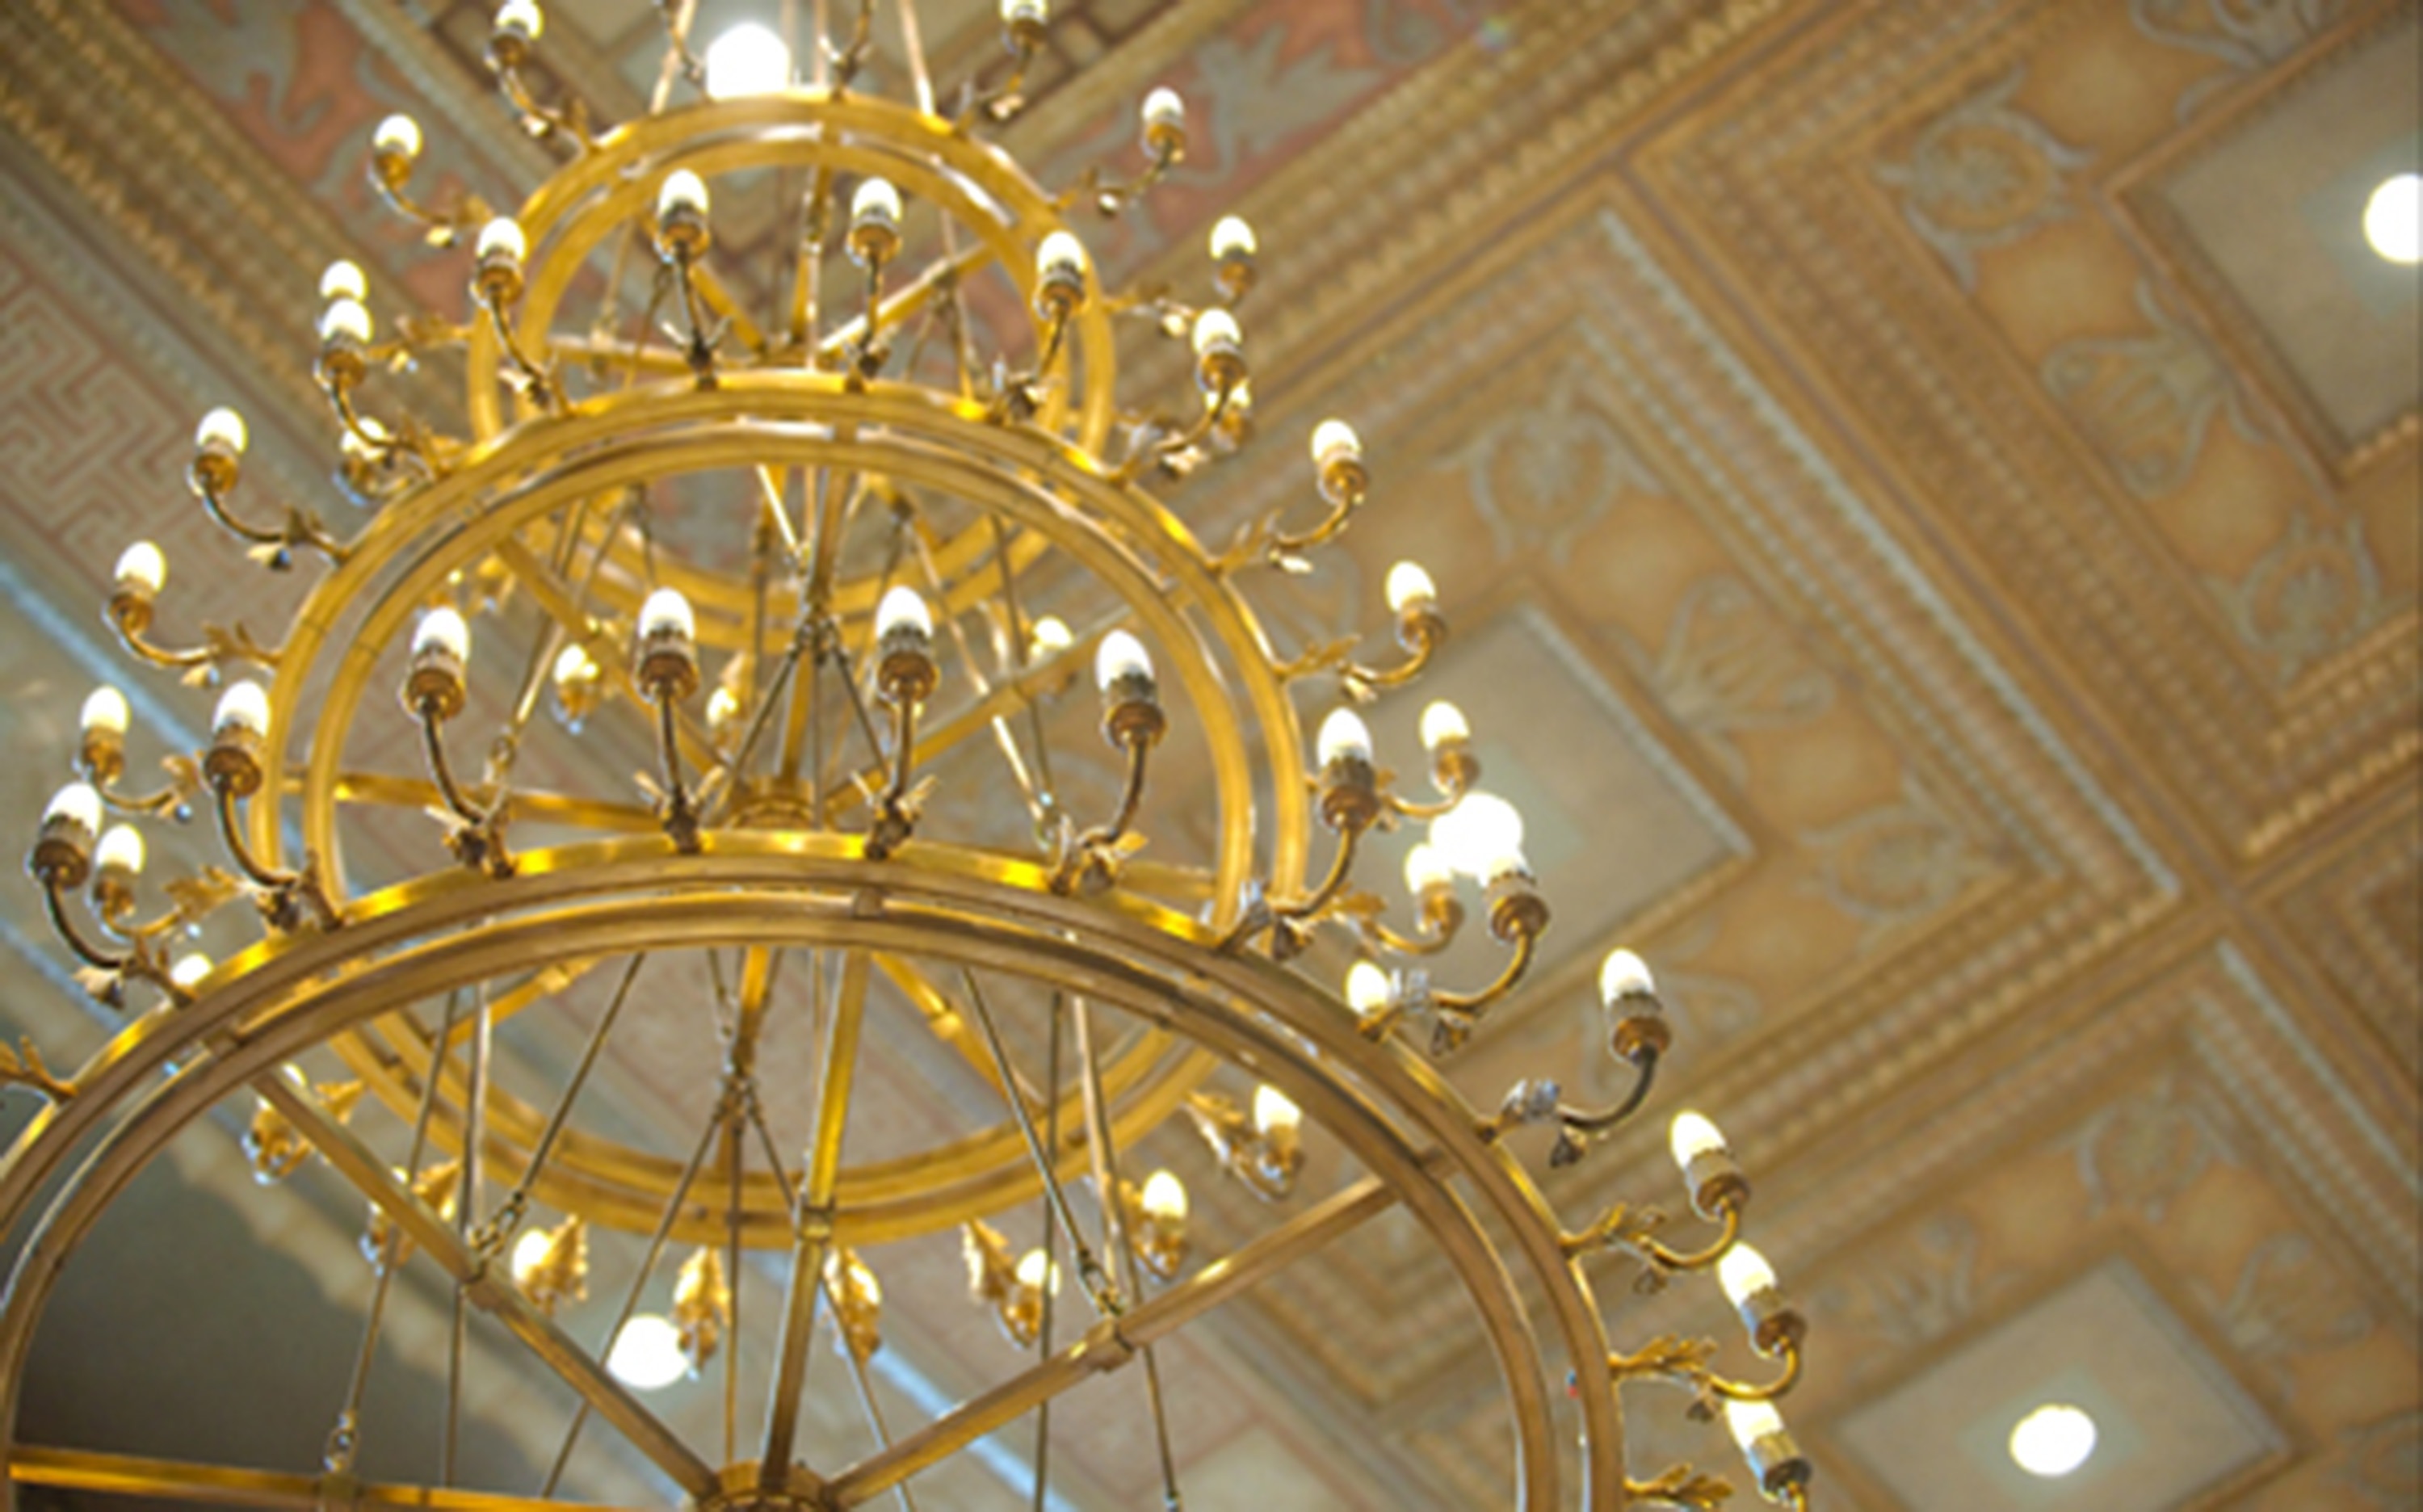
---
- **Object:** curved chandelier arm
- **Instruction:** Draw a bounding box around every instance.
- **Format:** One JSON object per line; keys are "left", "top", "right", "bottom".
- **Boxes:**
{"left": 481, "top": 287, "right": 558, "bottom": 412}
{"left": 193, "top": 477, "right": 351, "bottom": 569}
{"left": 957, "top": 25, "right": 1044, "bottom": 128}
{"left": 94, "top": 775, "right": 195, "bottom": 823}
{"left": 106, "top": 592, "right": 282, "bottom": 679}
{"left": 825, "top": 0, "right": 877, "bottom": 91}
{"left": 1638, "top": 1199, "right": 1744, "bottom": 1275}
{"left": 1699, "top": 1338, "right": 1804, "bottom": 1405}
{"left": 415, "top": 707, "right": 493, "bottom": 830}
{"left": 1556, "top": 1045, "right": 1662, "bottom": 1140}
{"left": 1272, "top": 818, "right": 1364, "bottom": 928}
{"left": 210, "top": 786, "right": 340, "bottom": 932}
{"left": 40, "top": 882, "right": 129, "bottom": 975}
{"left": 1363, "top": 895, "right": 1464, "bottom": 958}
{"left": 1433, "top": 920, "right": 1539, "bottom": 1015}
{"left": 667, "top": 252, "right": 724, "bottom": 386}
{"left": 1346, "top": 610, "right": 1444, "bottom": 696}
{"left": 649, "top": 689, "right": 702, "bottom": 851}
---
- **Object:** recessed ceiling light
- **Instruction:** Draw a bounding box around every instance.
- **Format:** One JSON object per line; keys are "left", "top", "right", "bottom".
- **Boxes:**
{"left": 2362, "top": 172, "right": 2421, "bottom": 265}
{"left": 2009, "top": 1402, "right": 2098, "bottom": 1478}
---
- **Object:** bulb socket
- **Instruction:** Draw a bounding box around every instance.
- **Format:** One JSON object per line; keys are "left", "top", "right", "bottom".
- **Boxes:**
{"left": 1396, "top": 599, "right": 1447, "bottom": 655}
{"left": 1034, "top": 259, "right": 1086, "bottom": 325}
{"left": 1683, "top": 1147, "right": 1749, "bottom": 1222}
{"left": 1195, "top": 334, "right": 1245, "bottom": 399}
{"left": 656, "top": 204, "right": 711, "bottom": 264}
{"left": 315, "top": 338, "right": 367, "bottom": 390}
{"left": 1215, "top": 247, "right": 1256, "bottom": 304}
{"left": 1744, "top": 1429, "right": 1812, "bottom": 1500}
{"left": 485, "top": 23, "right": 533, "bottom": 71}
{"left": 27, "top": 813, "right": 95, "bottom": 892}
{"left": 1428, "top": 738, "right": 1479, "bottom": 798}
{"left": 205, "top": 724, "right": 267, "bottom": 799}
{"left": 1606, "top": 990, "right": 1670, "bottom": 1065}
{"left": 1316, "top": 753, "right": 1382, "bottom": 833}
{"left": 404, "top": 641, "right": 468, "bottom": 721}
{"left": 876, "top": 624, "right": 939, "bottom": 707}
{"left": 635, "top": 621, "right": 699, "bottom": 703}
{"left": 1483, "top": 869, "right": 1549, "bottom": 944}
{"left": 474, "top": 247, "right": 524, "bottom": 305}
{"left": 1099, "top": 670, "right": 1165, "bottom": 750}
{"left": 78, "top": 727, "right": 126, "bottom": 786}
{"left": 1736, "top": 1283, "right": 1808, "bottom": 1356}
{"left": 188, "top": 440, "right": 241, "bottom": 500}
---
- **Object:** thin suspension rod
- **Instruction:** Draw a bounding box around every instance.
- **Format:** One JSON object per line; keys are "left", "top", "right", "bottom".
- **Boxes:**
{"left": 959, "top": 971, "right": 1114, "bottom": 1312}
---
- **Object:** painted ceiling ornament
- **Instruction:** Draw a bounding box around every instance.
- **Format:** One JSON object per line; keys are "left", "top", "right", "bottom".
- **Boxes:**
{"left": 2129, "top": 0, "right": 2348, "bottom": 118}
{"left": 1441, "top": 351, "right": 1661, "bottom": 560}
{"left": 1636, "top": 573, "right": 1837, "bottom": 786}
{"left": 2211, "top": 511, "right": 2385, "bottom": 685}
{"left": 1799, "top": 776, "right": 1992, "bottom": 946}
{"left": 1802, "top": 1213, "right": 1989, "bottom": 1383}
{"left": 1873, "top": 67, "right": 2094, "bottom": 291}
{"left": 2069, "top": 1069, "right": 2235, "bottom": 1222}
{"left": 2333, "top": 1408, "right": 2423, "bottom": 1510}
{"left": 2041, "top": 279, "right": 2258, "bottom": 500}
{"left": 2203, "top": 1231, "right": 2376, "bottom": 1373}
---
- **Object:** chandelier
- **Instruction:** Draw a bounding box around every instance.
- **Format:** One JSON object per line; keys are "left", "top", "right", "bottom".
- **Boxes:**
{"left": 6, "top": 3, "right": 1820, "bottom": 1508}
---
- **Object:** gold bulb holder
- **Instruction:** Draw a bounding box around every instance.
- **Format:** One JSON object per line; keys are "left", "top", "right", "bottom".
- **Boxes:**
{"left": 88, "top": 861, "right": 137, "bottom": 925}
{"left": 1418, "top": 884, "right": 1466, "bottom": 939}
{"left": 403, "top": 643, "right": 468, "bottom": 722}
{"left": 1100, "top": 670, "right": 1166, "bottom": 750}
{"left": 368, "top": 145, "right": 415, "bottom": 194}
{"left": 635, "top": 622, "right": 700, "bottom": 703}
{"left": 27, "top": 815, "right": 95, "bottom": 892}
{"left": 656, "top": 204, "right": 711, "bottom": 264}
{"left": 1215, "top": 248, "right": 1256, "bottom": 304}
{"left": 1315, "top": 451, "right": 1367, "bottom": 511}
{"left": 1317, "top": 754, "right": 1382, "bottom": 833}
{"left": 1737, "top": 1284, "right": 1808, "bottom": 1357}
{"left": 1745, "top": 1429, "right": 1812, "bottom": 1502}
{"left": 187, "top": 443, "right": 240, "bottom": 501}
{"left": 315, "top": 334, "right": 368, "bottom": 390}
{"left": 1195, "top": 336, "right": 1245, "bottom": 399}
{"left": 1606, "top": 990, "right": 1670, "bottom": 1065}
{"left": 473, "top": 247, "right": 525, "bottom": 305}
{"left": 485, "top": 23, "right": 535, "bottom": 73}
{"left": 204, "top": 725, "right": 267, "bottom": 800}
{"left": 1682, "top": 1148, "right": 1749, "bottom": 1223}
{"left": 78, "top": 728, "right": 127, "bottom": 788}
{"left": 1033, "top": 259, "right": 1087, "bottom": 325}
{"left": 847, "top": 216, "right": 901, "bottom": 271}
{"left": 1428, "top": 736, "right": 1479, "bottom": 797}
{"left": 1484, "top": 870, "right": 1550, "bottom": 945}
{"left": 552, "top": 657, "right": 602, "bottom": 730}
{"left": 1143, "top": 116, "right": 1186, "bottom": 162}
{"left": 1003, "top": 12, "right": 1048, "bottom": 52}
{"left": 876, "top": 624, "right": 939, "bottom": 707}
{"left": 106, "top": 583, "right": 157, "bottom": 640}
{"left": 514, "top": 1216, "right": 590, "bottom": 1317}
{"left": 1132, "top": 1210, "right": 1187, "bottom": 1283}
{"left": 1396, "top": 599, "right": 1447, "bottom": 657}
{"left": 825, "top": 1248, "right": 884, "bottom": 1362}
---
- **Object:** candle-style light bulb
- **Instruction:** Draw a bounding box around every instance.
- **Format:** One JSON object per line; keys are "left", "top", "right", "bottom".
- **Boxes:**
{"left": 94, "top": 824, "right": 145, "bottom": 878}
{"left": 851, "top": 177, "right": 904, "bottom": 232}
{"left": 1140, "top": 86, "right": 1184, "bottom": 140}
{"left": 1036, "top": 230, "right": 1087, "bottom": 283}
{"left": 1669, "top": 1111, "right": 1727, "bottom": 1169}
{"left": 493, "top": 0, "right": 544, "bottom": 42}
{"left": 1316, "top": 708, "right": 1373, "bottom": 769}
{"left": 1208, "top": 215, "right": 1257, "bottom": 262}
{"left": 1190, "top": 307, "right": 1241, "bottom": 358}
{"left": 115, "top": 542, "right": 167, "bottom": 595}
{"left": 1725, "top": 1398, "right": 1785, "bottom": 1454}
{"left": 1028, "top": 615, "right": 1073, "bottom": 657}
{"left": 703, "top": 22, "right": 790, "bottom": 99}
{"left": 876, "top": 586, "right": 934, "bottom": 640}
{"left": 1429, "top": 792, "right": 1524, "bottom": 880}
{"left": 1014, "top": 1248, "right": 1060, "bottom": 1295}
{"left": 1717, "top": 1243, "right": 1778, "bottom": 1309}
{"left": 319, "top": 260, "right": 369, "bottom": 304}
{"left": 195, "top": 407, "right": 250, "bottom": 456}
{"left": 1094, "top": 630, "right": 1152, "bottom": 692}
{"left": 1419, "top": 700, "right": 1469, "bottom": 753}
{"left": 1310, "top": 419, "right": 1359, "bottom": 469}
{"left": 475, "top": 217, "right": 527, "bottom": 265}
{"left": 413, "top": 607, "right": 470, "bottom": 662}
{"left": 318, "top": 296, "right": 374, "bottom": 346}
{"left": 1139, "top": 1170, "right": 1187, "bottom": 1222}
{"left": 81, "top": 687, "right": 131, "bottom": 737}
{"left": 44, "top": 783, "right": 103, "bottom": 837}
{"left": 1251, "top": 1084, "right": 1301, "bottom": 1136}
{"left": 1599, "top": 948, "right": 1654, "bottom": 1005}
{"left": 1345, "top": 960, "right": 1392, "bottom": 1018}
{"left": 214, "top": 681, "right": 271, "bottom": 739}
{"left": 170, "top": 953, "right": 212, "bottom": 991}
{"left": 1385, "top": 561, "right": 1437, "bottom": 614}
{"left": 639, "top": 587, "right": 695, "bottom": 642}
{"left": 553, "top": 643, "right": 598, "bottom": 686}
{"left": 657, "top": 169, "right": 710, "bottom": 224}
{"left": 372, "top": 113, "right": 423, "bottom": 160}
{"left": 1001, "top": 0, "right": 1048, "bottom": 23}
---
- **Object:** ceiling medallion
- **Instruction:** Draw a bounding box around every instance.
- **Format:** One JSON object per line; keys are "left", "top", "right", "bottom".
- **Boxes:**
{"left": 9, "top": 3, "right": 1821, "bottom": 1506}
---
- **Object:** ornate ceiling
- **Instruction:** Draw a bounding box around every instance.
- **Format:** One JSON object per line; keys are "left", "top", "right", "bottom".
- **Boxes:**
{"left": 0, "top": 1, "right": 2413, "bottom": 1509}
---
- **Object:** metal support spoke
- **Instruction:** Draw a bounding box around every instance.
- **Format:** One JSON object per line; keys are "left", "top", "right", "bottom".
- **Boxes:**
{"left": 478, "top": 954, "right": 648, "bottom": 1237}
{"left": 759, "top": 948, "right": 870, "bottom": 1484}
{"left": 6, "top": 1446, "right": 632, "bottom": 1511}
{"left": 321, "top": 772, "right": 662, "bottom": 834}
{"left": 960, "top": 972, "right": 1115, "bottom": 1314}
{"left": 873, "top": 955, "right": 1041, "bottom": 1108}
{"left": 255, "top": 1077, "right": 717, "bottom": 1500}
{"left": 825, "top": 1178, "right": 1399, "bottom": 1506}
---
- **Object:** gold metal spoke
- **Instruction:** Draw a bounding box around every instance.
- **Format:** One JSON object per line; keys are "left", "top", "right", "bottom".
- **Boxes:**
{"left": 821, "top": 634, "right": 1094, "bottom": 825}
{"left": 256, "top": 1076, "right": 718, "bottom": 1499}
{"left": 319, "top": 772, "right": 663, "bottom": 834}
{"left": 873, "top": 954, "right": 1041, "bottom": 1108}
{"left": 825, "top": 1177, "right": 1398, "bottom": 1506}
{"left": 6, "top": 1445, "right": 630, "bottom": 1510}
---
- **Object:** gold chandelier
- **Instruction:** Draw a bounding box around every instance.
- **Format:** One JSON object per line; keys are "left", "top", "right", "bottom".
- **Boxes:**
{"left": 7, "top": 3, "right": 1820, "bottom": 1508}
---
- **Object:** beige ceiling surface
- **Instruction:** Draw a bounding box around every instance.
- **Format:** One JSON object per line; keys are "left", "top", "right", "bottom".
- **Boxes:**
{"left": 0, "top": 0, "right": 2415, "bottom": 1508}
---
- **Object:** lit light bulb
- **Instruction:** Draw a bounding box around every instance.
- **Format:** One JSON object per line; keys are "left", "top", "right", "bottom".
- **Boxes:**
{"left": 639, "top": 587, "right": 695, "bottom": 642}
{"left": 1724, "top": 1398, "right": 1785, "bottom": 1454}
{"left": 1316, "top": 708, "right": 1373, "bottom": 769}
{"left": 876, "top": 585, "right": 933, "bottom": 640}
{"left": 195, "top": 406, "right": 249, "bottom": 456}
{"left": 1028, "top": 615, "right": 1073, "bottom": 657}
{"left": 115, "top": 541, "right": 167, "bottom": 594}
{"left": 657, "top": 169, "right": 710, "bottom": 224}
{"left": 1191, "top": 307, "right": 1241, "bottom": 357}
{"left": 1309, "top": 418, "right": 1359, "bottom": 469}
{"left": 413, "top": 607, "right": 470, "bottom": 662}
{"left": 851, "top": 177, "right": 904, "bottom": 230}
{"left": 1716, "top": 1243, "right": 1778, "bottom": 1308}
{"left": 1251, "top": 1084, "right": 1301, "bottom": 1136}
{"left": 475, "top": 216, "right": 527, "bottom": 264}
{"left": 213, "top": 681, "right": 271, "bottom": 739}
{"left": 1139, "top": 1170, "right": 1188, "bottom": 1222}
{"left": 318, "top": 259, "right": 368, "bottom": 304}
{"left": 493, "top": 0, "right": 544, "bottom": 42}
{"left": 94, "top": 825, "right": 145, "bottom": 877}
{"left": 1598, "top": 948, "right": 1653, "bottom": 1004}
{"left": 1001, "top": 0, "right": 1048, "bottom": 23}
{"left": 81, "top": 687, "right": 131, "bottom": 737}
{"left": 372, "top": 113, "right": 422, "bottom": 160}
{"left": 1384, "top": 561, "right": 1437, "bottom": 614}
{"left": 318, "top": 296, "right": 373, "bottom": 346}
{"left": 706, "top": 686, "right": 741, "bottom": 730}
{"left": 607, "top": 1314, "right": 687, "bottom": 1390}
{"left": 44, "top": 783, "right": 103, "bottom": 836}
{"left": 1428, "top": 792, "right": 1524, "bottom": 880}
{"left": 1141, "top": 86, "right": 1185, "bottom": 136}
{"left": 510, "top": 1226, "right": 553, "bottom": 1284}
{"left": 703, "top": 22, "right": 790, "bottom": 99}
{"left": 1014, "top": 1248, "right": 1060, "bottom": 1295}
{"left": 1403, "top": 842, "right": 1454, "bottom": 896}
{"left": 1094, "top": 629, "right": 1152, "bottom": 691}
{"left": 2363, "top": 172, "right": 2421, "bottom": 265}
{"left": 1036, "top": 230, "right": 1087, "bottom": 282}
{"left": 170, "top": 953, "right": 212, "bottom": 991}
{"left": 552, "top": 643, "right": 598, "bottom": 685}
{"left": 2009, "top": 1404, "right": 2098, "bottom": 1478}
{"left": 1668, "top": 1111, "right": 1727, "bottom": 1170}
{"left": 1345, "top": 960, "right": 1392, "bottom": 1018}
{"left": 1208, "top": 215, "right": 1256, "bottom": 261}
{"left": 1418, "top": 700, "right": 1469, "bottom": 752}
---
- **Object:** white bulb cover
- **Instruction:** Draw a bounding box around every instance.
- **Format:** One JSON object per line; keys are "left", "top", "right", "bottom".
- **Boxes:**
{"left": 510, "top": 1227, "right": 553, "bottom": 1283}
{"left": 1094, "top": 630, "right": 1152, "bottom": 691}
{"left": 1385, "top": 561, "right": 1437, "bottom": 613}
{"left": 707, "top": 687, "right": 741, "bottom": 725}
{"left": 195, "top": 406, "right": 249, "bottom": 455}
{"left": 876, "top": 586, "right": 934, "bottom": 640}
{"left": 1208, "top": 215, "right": 1257, "bottom": 260}
{"left": 1417, "top": 700, "right": 1469, "bottom": 752}
{"left": 1138, "top": 1170, "right": 1187, "bottom": 1222}
{"left": 44, "top": 783, "right": 103, "bottom": 835}
{"left": 372, "top": 113, "right": 423, "bottom": 158}
{"left": 2364, "top": 172, "right": 2421, "bottom": 265}
{"left": 657, "top": 169, "right": 709, "bottom": 223}
{"left": 1724, "top": 1398, "right": 1785, "bottom": 1454}
{"left": 1598, "top": 947, "right": 1654, "bottom": 1004}
{"left": 81, "top": 687, "right": 131, "bottom": 737}
{"left": 1251, "top": 1084, "right": 1300, "bottom": 1136}
{"left": 1668, "top": 1110, "right": 1727, "bottom": 1169}
{"left": 1035, "top": 230, "right": 1088, "bottom": 280}
{"left": 1141, "top": 86, "right": 1184, "bottom": 130}
{"left": 704, "top": 23, "right": 791, "bottom": 99}
{"left": 1002, "top": 0, "right": 1048, "bottom": 21}
{"left": 1014, "top": 1249, "right": 1060, "bottom": 1294}
{"left": 1316, "top": 708, "right": 1373, "bottom": 768}
{"left": 1190, "top": 307, "right": 1241, "bottom": 355}
{"left": 639, "top": 587, "right": 695, "bottom": 642}
{"left": 607, "top": 1315, "right": 687, "bottom": 1390}
{"left": 94, "top": 825, "right": 145, "bottom": 877}
{"left": 170, "top": 953, "right": 212, "bottom": 990}
{"left": 1428, "top": 792, "right": 1523, "bottom": 880}
{"left": 319, "top": 258, "right": 368, "bottom": 303}
{"left": 1345, "top": 960, "right": 1392, "bottom": 1017}
{"left": 115, "top": 541, "right": 166, "bottom": 593}
{"left": 476, "top": 216, "right": 527, "bottom": 263}
{"left": 552, "top": 643, "right": 598, "bottom": 683}
{"left": 318, "top": 296, "right": 373, "bottom": 345}
{"left": 494, "top": 0, "right": 544, "bottom": 40}
{"left": 1028, "top": 616, "right": 1073, "bottom": 656}
{"left": 851, "top": 177, "right": 904, "bottom": 227}
{"left": 1403, "top": 842, "right": 1454, "bottom": 896}
{"left": 1716, "top": 1243, "right": 1778, "bottom": 1308}
{"left": 2009, "top": 1404, "right": 2098, "bottom": 1478}
{"left": 214, "top": 680, "right": 271, "bottom": 737}
{"left": 1309, "top": 418, "right": 1360, "bottom": 467}
{"left": 413, "top": 607, "right": 470, "bottom": 662}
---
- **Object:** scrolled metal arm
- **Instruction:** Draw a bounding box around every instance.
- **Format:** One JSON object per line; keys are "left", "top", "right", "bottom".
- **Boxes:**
{"left": 482, "top": 287, "right": 557, "bottom": 410}
{"left": 1433, "top": 919, "right": 1538, "bottom": 1015}
{"left": 211, "top": 786, "right": 338, "bottom": 931}
{"left": 1640, "top": 1198, "right": 1743, "bottom": 1274}
{"left": 106, "top": 596, "right": 281, "bottom": 678}
{"left": 195, "top": 476, "right": 350, "bottom": 569}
